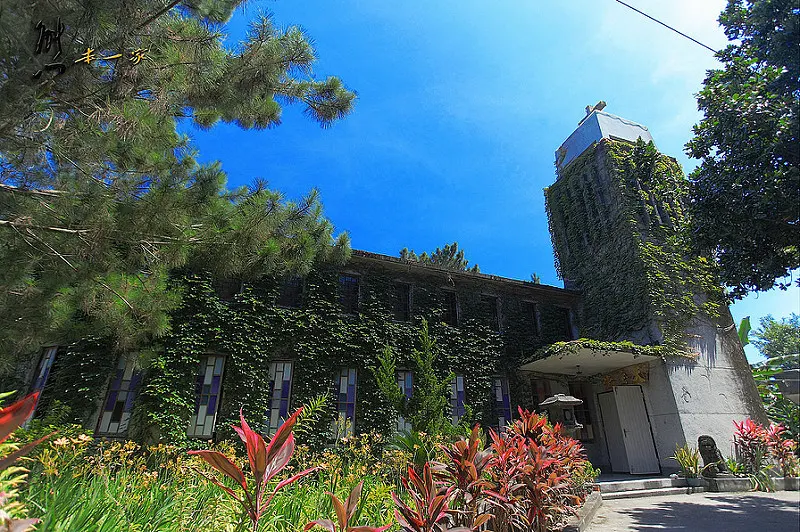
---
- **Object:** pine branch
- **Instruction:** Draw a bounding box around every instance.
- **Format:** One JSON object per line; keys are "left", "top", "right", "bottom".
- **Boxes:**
{"left": 0, "top": 183, "right": 64, "bottom": 197}
{"left": 0, "top": 220, "right": 90, "bottom": 234}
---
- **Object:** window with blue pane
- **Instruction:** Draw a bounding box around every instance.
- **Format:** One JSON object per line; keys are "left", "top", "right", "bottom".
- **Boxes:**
{"left": 335, "top": 368, "right": 357, "bottom": 437}
{"left": 265, "top": 361, "right": 293, "bottom": 435}
{"left": 32, "top": 346, "right": 57, "bottom": 394}
{"left": 493, "top": 376, "right": 512, "bottom": 429}
{"left": 97, "top": 355, "right": 143, "bottom": 436}
{"left": 396, "top": 370, "right": 413, "bottom": 432}
{"left": 450, "top": 374, "right": 466, "bottom": 423}
{"left": 187, "top": 355, "right": 225, "bottom": 438}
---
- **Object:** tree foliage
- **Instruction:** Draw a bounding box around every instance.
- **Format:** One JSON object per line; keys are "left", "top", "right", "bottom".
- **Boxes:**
{"left": 399, "top": 242, "right": 479, "bottom": 273}
{"left": 375, "top": 319, "right": 455, "bottom": 436}
{"left": 686, "top": 0, "right": 799, "bottom": 298}
{"left": 752, "top": 314, "right": 800, "bottom": 369}
{"left": 0, "top": 1, "right": 355, "bottom": 363}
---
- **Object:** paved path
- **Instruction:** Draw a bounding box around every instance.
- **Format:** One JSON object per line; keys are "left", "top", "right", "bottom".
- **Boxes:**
{"left": 586, "top": 490, "right": 800, "bottom": 531}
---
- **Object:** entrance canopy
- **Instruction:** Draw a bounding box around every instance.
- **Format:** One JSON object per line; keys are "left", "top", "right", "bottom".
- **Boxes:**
{"left": 519, "top": 345, "right": 658, "bottom": 376}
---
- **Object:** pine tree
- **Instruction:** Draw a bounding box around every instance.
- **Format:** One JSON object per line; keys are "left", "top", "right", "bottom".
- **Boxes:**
{"left": 0, "top": 1, "right": 355, "bottom": 366}
{"left": 399, "top": 242, "right": 480, "bottom": 272}
{"left": 374, "top": 319, "right": 455, "bottom": 436}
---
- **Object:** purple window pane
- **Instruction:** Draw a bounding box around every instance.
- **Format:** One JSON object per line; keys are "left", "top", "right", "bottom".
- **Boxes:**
{"left": 210, "top": 375, "right": 220, "bottom": 394}
{"left": 279, "top": 400, "right": 289, "bottom": 419}
{"left": 346, "top": 403, "right": 355, "bottom": 418}
{"left": 124, "top": 375, "right": 141, "bottom": 412}
{"left": 347, "top": 384, "right": 355, "bottom": 401}
{"left": 207, "top": 395, "right": 217, "bottom": 415}
{"left": 281, "top": 384, "right": 290, "bottom": 399}
{"left": 110, "top": 369, "right": 123, "bottom": 391}
{"left": 34, "top": 366, "right": 51, "bottom": 391}
{"left": 105, "top": 390, "right": 118, "bottom": 412}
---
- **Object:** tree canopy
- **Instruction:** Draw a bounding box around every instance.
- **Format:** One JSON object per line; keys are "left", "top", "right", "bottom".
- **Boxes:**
{"left": 0, "top": 1, "right": 355, "bottom": 366}
{"left": 753, "top": 313, "right": 800, "bottom": 369}
{"left": 686, "top": 0, "right": 799, "bottom": 299}
{"left": 399, "top": 242, "right": 480, "bottom": 273}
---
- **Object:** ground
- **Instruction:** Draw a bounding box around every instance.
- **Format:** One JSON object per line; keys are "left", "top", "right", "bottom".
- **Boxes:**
{"left": 586, "top": 491, "right": 800, "bottom": 531}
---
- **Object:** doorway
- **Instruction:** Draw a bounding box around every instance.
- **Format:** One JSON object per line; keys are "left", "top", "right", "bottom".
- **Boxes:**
{"left": 598, "top": 385, "right": 660, "bottom": 474}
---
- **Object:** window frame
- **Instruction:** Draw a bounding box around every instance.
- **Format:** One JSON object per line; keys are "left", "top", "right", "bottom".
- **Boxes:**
{"left": 523, "top": 301, "right": 542, "bottom": 337}
{"left": 31, "top": 345, "right": 58, "bottom": 394}
{"left": 334, "top": 367, "right": 358, "bottom": 438}
{"left": 396, "top": 369, "right": 413, "bottom": 432}
{"left": 187, "top": 354, "right": 226, "bottom": 439}
{"left": 276, "top": 276, "right": 303, "bottom": 309}
{"left": 480, "top": 294, "right": 501, "bottom": 332}
{"left": 338, "top": 273, "right": 361, "bottom": 315}
{"left": 442, "top": 289, "right": 459, "bottom": 327}
{"left": 393, "top": 282, "right": 412, "bottom": 322}
{"left": 493, "top": 375, "right": 513, "bottom": 430}
{"left": 265, "top": 360, "right": 294, "bottom": 435}
{"left": 97, "top": 354, "right": 143, "bottom": 437}
{"left": 450, "top": 374, "right": 467, "bottom": 424}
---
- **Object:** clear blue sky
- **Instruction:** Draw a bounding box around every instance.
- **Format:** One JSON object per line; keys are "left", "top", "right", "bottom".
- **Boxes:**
{"left": 186, "top": 0, "right": 799, "bottom": 363}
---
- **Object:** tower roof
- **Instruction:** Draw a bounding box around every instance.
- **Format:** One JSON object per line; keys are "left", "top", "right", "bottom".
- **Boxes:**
{"left": 555, "top": 109, "right": 655, "bottom": 173}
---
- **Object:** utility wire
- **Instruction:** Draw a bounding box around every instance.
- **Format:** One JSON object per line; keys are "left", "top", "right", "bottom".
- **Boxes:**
{"left": 613, "top": 0, "right": 719, "bottom": 54}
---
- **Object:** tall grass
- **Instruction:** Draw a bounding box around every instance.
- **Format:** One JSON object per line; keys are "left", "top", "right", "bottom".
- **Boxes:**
{"left": 21, "top": 436, "right": 399, "bottom": 532}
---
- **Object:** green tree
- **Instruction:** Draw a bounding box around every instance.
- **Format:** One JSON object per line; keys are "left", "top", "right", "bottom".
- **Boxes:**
{"left": 399, "top": 242, "right": 480, "bottom": 273}
{"left": 0, "top": 1, "right": 355, "bottom": 367}
{"left": 686, "top": 0, "right": 799, "bottom": 298}
{"left": 375, "top": 319, "right": 455, "bottom": 435}
{"left": 752, "top": 314, "right": 800, "bottom": 369}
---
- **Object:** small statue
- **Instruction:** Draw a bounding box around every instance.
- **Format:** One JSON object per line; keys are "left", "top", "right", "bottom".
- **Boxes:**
{"left": 698, "top": 435, "right": 728, "bottom": 477}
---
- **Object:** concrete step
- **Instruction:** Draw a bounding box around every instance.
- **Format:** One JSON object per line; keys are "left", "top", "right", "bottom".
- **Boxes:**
{"left": 603, "top": 486, "right": 705, "bottom": 500}
{"left": 598, "top": 478, "right": 684, "bottom": 493}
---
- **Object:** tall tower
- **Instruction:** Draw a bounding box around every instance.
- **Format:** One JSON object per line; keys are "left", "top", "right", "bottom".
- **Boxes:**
{"left": 544, "top": 105, "right": 765, "bottom": 462}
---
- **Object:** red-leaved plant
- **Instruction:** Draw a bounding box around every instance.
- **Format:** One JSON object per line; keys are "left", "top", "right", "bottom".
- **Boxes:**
{"left": 485, "top": 408, "right": 586, "bottom": 532}
{"left": 733, "top": 418, "right": 769, "bottom": 474}
{"left": 392, "top": 462, "right": 470, "bottom": 532}
{"left": 1, "top": 392, "right": 52, "bottom": 532}
{"left": 735, "top": 419, "right": 799, "bottom": 478}
{"left": 434, "top": 425, "right": 495, "bottom": 530}
{"left": 764, "top": 423, "right": 799, "bottom": 477}
{"left": 189, "top": 407, "right": 317, "bottom": 532}
{"left": 305, "top": 480, "right": 392, "bottom": 532}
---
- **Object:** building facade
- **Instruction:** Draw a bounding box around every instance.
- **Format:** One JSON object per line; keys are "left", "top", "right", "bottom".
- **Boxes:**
{"left": 12, "top": 108, "right": 765, "bottom": 474}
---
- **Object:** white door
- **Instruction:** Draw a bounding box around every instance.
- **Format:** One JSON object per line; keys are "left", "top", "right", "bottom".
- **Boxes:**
{"left": 614, "top": 385, "right": 660, "bottom": 474}
{"left": 598, "top": 391, "right": 629, "bottom": 473}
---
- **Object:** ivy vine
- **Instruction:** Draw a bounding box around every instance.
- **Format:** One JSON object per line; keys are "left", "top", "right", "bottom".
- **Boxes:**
{"left": 545, "top": 138, "right": 721, "bottom": 358}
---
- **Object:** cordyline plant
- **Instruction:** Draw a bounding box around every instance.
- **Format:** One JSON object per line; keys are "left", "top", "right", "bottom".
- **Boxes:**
{"left": 433, "top": 425, "right": 495, "bottom": 530}
{"left": 189, "top": 407, "right": 317, "bottom": 532}
{"left": 764, "top": 423, "right": 799, "bottom": 477}
{"left": 392, "top": 463, "right": 470, "bottom": 532}
{"left": 486, "top": 408, "right": 586, "bottom": 532}
{"left": 1, "top": 392, "right": 52, "bottom": 532}
{"left": 305, "top": 480, "right": 392, "bottom": 532}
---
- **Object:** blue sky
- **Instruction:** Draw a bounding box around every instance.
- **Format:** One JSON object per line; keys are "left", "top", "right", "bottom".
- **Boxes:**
{"left": 187, "top": 0, "right": 799, "bottom": 363}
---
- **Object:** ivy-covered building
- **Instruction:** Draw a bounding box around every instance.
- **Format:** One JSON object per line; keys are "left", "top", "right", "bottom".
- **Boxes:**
{"left": 14, "top": 107, "right": 765, "bottom": 475}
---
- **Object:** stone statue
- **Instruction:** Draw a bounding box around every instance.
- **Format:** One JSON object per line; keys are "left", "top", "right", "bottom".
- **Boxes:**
{"left": 698, "top": 435, "right": 729, "bottom": 477}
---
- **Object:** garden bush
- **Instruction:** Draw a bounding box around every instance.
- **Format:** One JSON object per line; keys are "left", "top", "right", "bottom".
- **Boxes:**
{"left": 3, "top": 404, "right": 594, "bottom": 531}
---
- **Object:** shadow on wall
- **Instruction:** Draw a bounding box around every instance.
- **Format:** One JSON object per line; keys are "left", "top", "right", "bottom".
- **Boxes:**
{"left": 608, "top": 494, "right": 799, "bottom": 532}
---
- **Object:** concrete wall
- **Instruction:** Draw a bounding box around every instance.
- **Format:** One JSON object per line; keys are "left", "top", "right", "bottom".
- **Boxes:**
{"left": 665, "top": 308, "right": 767, "bottom": 458}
